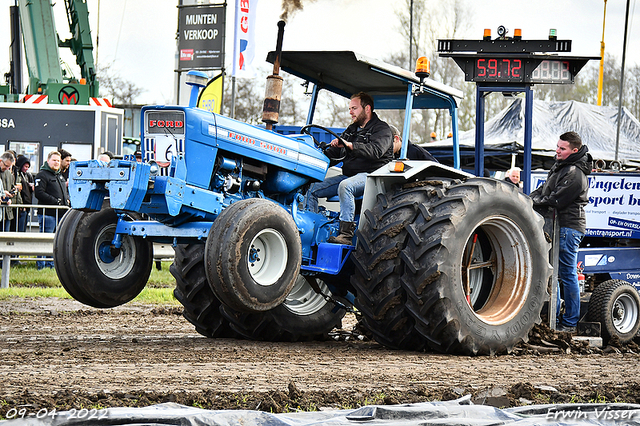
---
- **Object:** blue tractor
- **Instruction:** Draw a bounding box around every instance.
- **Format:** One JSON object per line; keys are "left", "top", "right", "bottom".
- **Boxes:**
{"left": 54, "top": 46, "right": 551, "bottom": 355}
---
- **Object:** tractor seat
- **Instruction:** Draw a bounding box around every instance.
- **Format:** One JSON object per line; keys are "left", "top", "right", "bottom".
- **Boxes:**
{"left": 324, "top": 195, "right": 363, "bottom": 214}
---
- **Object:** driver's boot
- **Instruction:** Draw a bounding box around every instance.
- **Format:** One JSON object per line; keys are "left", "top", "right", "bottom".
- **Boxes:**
{"left": 328, "top": 221, "right": 356, "bottom": 245}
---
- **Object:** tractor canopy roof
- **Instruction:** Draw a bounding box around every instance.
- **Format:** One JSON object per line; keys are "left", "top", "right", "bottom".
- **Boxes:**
{"left": 266, "top": 51, "right": 462, "bottom": 112}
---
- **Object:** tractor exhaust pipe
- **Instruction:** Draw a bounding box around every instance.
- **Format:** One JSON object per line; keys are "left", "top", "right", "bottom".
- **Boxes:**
{"left": 262, "top": 20, "right": 286, "bottom": 130}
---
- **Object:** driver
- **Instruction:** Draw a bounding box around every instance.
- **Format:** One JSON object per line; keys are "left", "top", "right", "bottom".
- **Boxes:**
{"left": 307, "top": 92, "right": 393, "bottom": 245}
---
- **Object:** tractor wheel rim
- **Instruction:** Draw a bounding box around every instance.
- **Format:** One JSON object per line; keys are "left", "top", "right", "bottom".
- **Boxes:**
{"left": 248, "top": 228, "right": 288, "bottom": 286}
{"left": 284, "top": 276, "right": 329, "bottom": 315}
{"left": 461, "top": 215, "right": 531, "bottom": 326}
{"left": 94, "top": 225, "right": 136, "bottom": 279}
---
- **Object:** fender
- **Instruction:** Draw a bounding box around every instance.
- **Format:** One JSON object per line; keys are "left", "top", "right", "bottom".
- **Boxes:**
{"left": 361, "top": 161, "right": 473, "bottom": 221}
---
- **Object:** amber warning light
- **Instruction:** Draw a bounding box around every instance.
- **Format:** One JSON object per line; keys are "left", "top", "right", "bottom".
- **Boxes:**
{"left": 514, "top": 28, "right": 522, "bottom": 40}
{"left": 415, "top": 57, "right": 430, "bottom": 82}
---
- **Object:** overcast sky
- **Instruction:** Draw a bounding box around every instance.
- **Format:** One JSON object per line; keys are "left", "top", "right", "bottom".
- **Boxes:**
{"left": 0, "top": 0, "right": 638, "bottom": 105}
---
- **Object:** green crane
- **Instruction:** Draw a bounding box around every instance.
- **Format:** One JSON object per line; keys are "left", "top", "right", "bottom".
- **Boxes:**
{"left": 11, "top": 0, "right": 98, "bottom": 104}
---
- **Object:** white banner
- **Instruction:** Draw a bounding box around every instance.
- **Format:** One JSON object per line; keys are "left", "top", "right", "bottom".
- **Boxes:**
{"left": 232, "top": 0, "right": 258, "bottom": 78}
{"left": 531, "top": 171, "right": 640, "bottom": 239}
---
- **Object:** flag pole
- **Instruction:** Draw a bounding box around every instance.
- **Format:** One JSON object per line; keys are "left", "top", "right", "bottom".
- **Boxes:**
{"left": 614, "top": 0, "right": 631, "bottom": 161}
{"left": 230, "top": 0, "right": 239, "bottom": 118}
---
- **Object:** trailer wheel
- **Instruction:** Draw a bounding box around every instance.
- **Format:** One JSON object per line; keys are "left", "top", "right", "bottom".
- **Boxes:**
{"left": 220, "top": 275, "right": 345, "bottom": 341}
{"left": 351, "top": 178, "right": 551, "bottom": 355}
{"left": 205, "top": 198, "right": 302, "bottom": 312}
{"left": 53, "top": 208, "right": 153, "bottom": 308}
{"left": 587, "top": 279, "right": 640, "bottom": 344}
{"left": 171, "top": 244, "right": 236, "bottom": 338}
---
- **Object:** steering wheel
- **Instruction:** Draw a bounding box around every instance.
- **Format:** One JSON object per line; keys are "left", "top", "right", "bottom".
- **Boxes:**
{"left": 300, "top": 124, "right": 345, "bottom": 151}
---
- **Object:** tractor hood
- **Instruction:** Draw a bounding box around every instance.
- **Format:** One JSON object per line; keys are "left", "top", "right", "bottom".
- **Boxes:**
{"left": 141, "top": 105, "right": 330, "bottom": 189}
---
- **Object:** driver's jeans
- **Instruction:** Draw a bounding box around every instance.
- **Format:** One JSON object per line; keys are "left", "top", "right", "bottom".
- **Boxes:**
{"left": 306, "top": 173, "right": 367, "bottom": 222}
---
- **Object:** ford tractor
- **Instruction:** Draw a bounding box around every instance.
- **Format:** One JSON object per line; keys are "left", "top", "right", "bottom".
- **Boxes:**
{"left": 54, "top": 25, "right": 551, "bottom": 355}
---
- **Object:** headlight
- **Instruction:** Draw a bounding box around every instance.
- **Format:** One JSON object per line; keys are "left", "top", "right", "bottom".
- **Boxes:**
{"left": 149, "top": 160, "right": 160, "bottom": 177}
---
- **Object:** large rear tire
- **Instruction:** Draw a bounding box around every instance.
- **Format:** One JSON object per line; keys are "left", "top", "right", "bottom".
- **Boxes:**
{"left": 587, "top": 279, "right": 640, "bottom": 344}
{"left": 171, "top": 244, "right": 236, "bottom": 338}
{"left": 351, "top": 178, "right": 551, "bottom": 355}
{"left": 205, "top": 198, "right": 302, "bottom": 312}
{"left": 220, "top": 275, "right": 346, "bottom": 341}
{"left": 53, "top": 208, "right": 153, "bottom": 308}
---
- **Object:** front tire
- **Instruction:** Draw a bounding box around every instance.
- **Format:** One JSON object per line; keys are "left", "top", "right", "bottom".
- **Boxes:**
{"left": 587, "top": 279, "right": 640, "bottom": 344}
{"left": 53, "top": 208, "right": 153, "bottom": 308}
{"left": 205, "top": 199, "right": 302, "bottom": 312}
{"left": 351, "top": 178, "right": 551, "bottom": 355}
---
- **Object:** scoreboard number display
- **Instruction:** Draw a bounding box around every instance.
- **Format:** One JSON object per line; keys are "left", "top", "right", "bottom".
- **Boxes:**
{"left": 438, "top": 33, "right": 597, "bottom": 86}
{"left": 530, "top": 60, "right": 571, "bottom": 82}
{"left": 472, "top": 58, "right": 572, "bottom": 83}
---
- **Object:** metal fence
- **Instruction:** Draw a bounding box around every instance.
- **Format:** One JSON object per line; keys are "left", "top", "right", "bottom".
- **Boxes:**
{"left": 0, "top": 203, "right": 67, "bottom": 233}
{"left": 0, "top": 205, "right": 175, "bottom": 288}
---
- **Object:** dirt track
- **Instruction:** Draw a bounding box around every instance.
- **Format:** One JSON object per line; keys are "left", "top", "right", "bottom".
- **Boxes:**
{"left": 1, "top": 297, "right": 640, "bottom": 415}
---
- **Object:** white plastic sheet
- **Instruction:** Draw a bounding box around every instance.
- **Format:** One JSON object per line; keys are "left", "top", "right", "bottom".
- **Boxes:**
{"left": 4, "top": 396, "right": 640, "bottom": 425}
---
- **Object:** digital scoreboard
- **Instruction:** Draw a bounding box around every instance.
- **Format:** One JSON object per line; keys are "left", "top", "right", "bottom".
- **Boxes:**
{"left": 436, "top": 27, "right": 599, "bottom": 198}
{"left": 440, "top": 54, "right": 593, "bottom": 84}
{"left": 438, "top": 36, "right": 598, "bottom": 85}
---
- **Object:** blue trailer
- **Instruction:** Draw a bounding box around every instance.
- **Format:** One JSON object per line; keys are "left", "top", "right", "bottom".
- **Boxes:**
{"left": 532, "top": 170, "right": 640, "bottom": 343}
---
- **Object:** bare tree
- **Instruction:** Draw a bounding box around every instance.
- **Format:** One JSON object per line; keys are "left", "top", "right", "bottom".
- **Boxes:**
{"left": 314, "top": 91, "right": 352, "bottom": 127}
{"left": 222, "top": 64, "right": 269, "bottom": 125}
{"left": 388, "top": 0, "right": 478, "bottom": 140}
{"left": 97, "top": 63, "right": 144, "bottom": 106}
{"left": 626, "top": 64, "right": 640, "bottom": 119}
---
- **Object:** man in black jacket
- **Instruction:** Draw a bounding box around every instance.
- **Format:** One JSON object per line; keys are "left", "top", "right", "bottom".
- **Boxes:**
{"left": 307, "top": 92, "right": 393, "bottom": 244}
{"left": 35, "top": 151, "right": 69, "bottom": 269}
{"left": 531, "top": 131, "right": 592, "bottom": 333}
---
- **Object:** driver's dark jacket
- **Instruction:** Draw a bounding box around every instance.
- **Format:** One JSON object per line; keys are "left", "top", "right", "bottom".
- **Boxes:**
{"left": 530, "top": 145, "right": 592, "bottom": 234}
{"left": 324, "top": 112, "right": 393, "bottom": 177}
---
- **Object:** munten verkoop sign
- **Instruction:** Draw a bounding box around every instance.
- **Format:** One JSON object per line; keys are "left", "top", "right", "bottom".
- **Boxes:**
{"left": 177, "top": 4, "right": 226, "bottom": 70}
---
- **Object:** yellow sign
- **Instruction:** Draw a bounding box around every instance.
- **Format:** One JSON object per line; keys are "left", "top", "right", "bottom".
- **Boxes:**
{"left": 197, "top": 73, "right": 223, "bottom": 114}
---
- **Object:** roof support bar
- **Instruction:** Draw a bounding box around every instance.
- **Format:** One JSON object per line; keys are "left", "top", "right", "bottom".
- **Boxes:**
{"left": 475, "top": 85, "right": 534, "bottom": 193}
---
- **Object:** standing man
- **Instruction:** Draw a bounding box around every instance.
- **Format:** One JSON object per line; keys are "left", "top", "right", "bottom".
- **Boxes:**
{"left": 307, "top": 92, "right": 393, "bottom": 245}
{"left": 531, "top": 131, "right": 592, "bottom": 333}
{"left": 0, "top": 152, "right": 16, "bottom": 229}
{"left": 35, "top": 151, "right": 70, "bottom": 269}
{"left": 58, "top": 148, "right": 72, "bottom": 183}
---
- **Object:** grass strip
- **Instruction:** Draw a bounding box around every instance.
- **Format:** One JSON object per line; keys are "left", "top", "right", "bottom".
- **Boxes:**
{"left": 6, "top": 261, "right": 176, "bottom": 288}
{"left": 0, "top": 286, "right": 179, "bottom": 305}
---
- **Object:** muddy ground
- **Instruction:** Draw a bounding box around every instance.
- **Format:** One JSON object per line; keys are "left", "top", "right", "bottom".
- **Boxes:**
{"left": 1, "top": 297, "right": 640, "bottom": 417}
